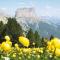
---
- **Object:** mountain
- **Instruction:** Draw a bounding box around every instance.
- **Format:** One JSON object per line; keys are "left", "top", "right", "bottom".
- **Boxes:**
{"left": 40, "top": 16, "right": 60, "bottom": 25}
{"left": 15, "top": 8, "right": 39, "bottom": 31}
{"left": 15, "top": 8, "right": 60, "bottom": 38}
{"left": 0, "top": 16, "right": 8, "bottom": 24}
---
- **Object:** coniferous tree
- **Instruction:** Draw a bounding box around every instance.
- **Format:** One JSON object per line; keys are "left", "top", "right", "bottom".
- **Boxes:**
{"left": 5, "top": 17, "right": 23, "bottom": 46}
{"left": 34, "top": 31, "right": 41, "bottom": 47}
{"left": 50, "top": 35, "right": 54, "bottom": 40}
{"left": 7, "top": 18, "right": 23, "bottom": 35}
{"left": 0, "top": 18, "right": 24, "bottom": 46}
{"left": 0, "top": 21, "right": 6, "bottom": 43}
{"left": 26, "top": 28, "right": 35, "bottom": 47}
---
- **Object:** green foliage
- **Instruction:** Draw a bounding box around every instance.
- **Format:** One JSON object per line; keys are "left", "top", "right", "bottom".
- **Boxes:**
{"left": 6, "top": 18, "right": 23, "bottom": 46}
{"left": 26, "top": 28, "right": 35, "bottom": 47}
{"left": 0, "top": 21, "right": 4, "bottom": 33}
{"left": 26, "top": 28, "right": 42, "bottom": 47}
{"left": 34, "top": 31, "right": 41, "bottom": 47}
{"left": 40, "top": 37, "right": 47, "bottom": 47}
{"left": 0, "top": 17, "right": 24, "bottom": 46}
{"left": 6, "top": 18, "right": 23, "bottom": 36}
{"left": 0, "top": 17, "right": 49, "bottom": 48}
{"left": 0, "top": 21, "right": 7, "bottom": 43}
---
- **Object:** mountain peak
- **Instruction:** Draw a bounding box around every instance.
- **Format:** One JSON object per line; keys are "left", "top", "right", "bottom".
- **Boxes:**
{"left": 15, "top": 8, "right": 35, "bottom": 18}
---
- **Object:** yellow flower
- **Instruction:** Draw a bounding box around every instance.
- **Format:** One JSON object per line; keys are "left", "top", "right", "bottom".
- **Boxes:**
{"left": 32, "top": 50, "right": 36, "bottom": 54}
{"left": 15, "top": 43, "right": 20, "bottom": 51}
{"left": 32, "top": 42, "right": 35, "bottom": 46}
{"left": 6, "top": 41, "right": 12, "bottom": 46}
{"left": 51, "top": 37, "right": 60, "bottom": 48}
{"left": 13, "top": 53, "right": 16, "bottom": 57}
{"left": 47, "top": 41, "right": 52, "bottom": 51}
{"left": 1, "top": 42, "right": 11, "bottom": 52}
{"left": 39, "top": 48, "right": 43, "bottom": 53}
{"left": 55, "top": 48, "right": 60, "bottom": 56}
{"left": 15, "top": 43, "right": 19, "bottom": 47}
{"left": 47, "top": 37, "right": 60, "bottom": 52}
{"left": 37, "top": 55, "right": 40, "bottom": 58}
{"left": 5, "top": 35, "right": 10, "bottom": 41}
{"left": 47, "top": 44, "right": 55, "bottom": 52}
{"left": 19, "top": 57, "right": 21, "bottom": 59}
{"left": 22, "top": 48, "right": 31, "bottom": 53}
{"left": 19, "top": 36, "right": 30, "bottom": 47}
{"left": 28, "top": 56, "right": 31, "bottom": 59}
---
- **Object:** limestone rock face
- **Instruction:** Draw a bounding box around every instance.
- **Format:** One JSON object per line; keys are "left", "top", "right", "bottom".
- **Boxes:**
{"left": 15, "top": 8, "right": 39, "bottom": 31}
{"left": 0, "top": 9, "right": 8, "bottom": 24}
{"left": 15, "top": 8, "right": 36, "bottom": 18}
{"left": 0, "top": 16, "right": 8, "bottom": 24}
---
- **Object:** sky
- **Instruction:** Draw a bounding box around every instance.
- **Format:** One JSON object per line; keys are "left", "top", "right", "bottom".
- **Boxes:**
{"left": 0, "top": 0, "right": 60, "bottom": 17}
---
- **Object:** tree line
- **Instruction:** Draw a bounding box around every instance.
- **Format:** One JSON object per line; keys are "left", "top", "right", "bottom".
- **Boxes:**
{"left": 0, "top": 17, "right": 54, "bottom": 47}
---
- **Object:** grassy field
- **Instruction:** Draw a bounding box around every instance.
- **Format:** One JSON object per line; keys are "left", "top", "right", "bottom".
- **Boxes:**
{"left": 0, "top": 36, "right": 60, "bottom": 60}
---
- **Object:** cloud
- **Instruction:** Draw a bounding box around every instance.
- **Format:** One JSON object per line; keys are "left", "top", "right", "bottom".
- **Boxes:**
{"left": 0, "top": 8, "right": 15, "bottom": 17}
{"left": 0, "top": 8, "right": 7, "bottom": 16}
{"left": 39, "top": 5, "right": 60, "bottom": 17}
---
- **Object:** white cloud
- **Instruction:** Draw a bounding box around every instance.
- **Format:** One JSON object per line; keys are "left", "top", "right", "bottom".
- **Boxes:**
{"left": 40, "top": 5, "right": 60, "bottom": 17}
{"left": 0, "top": 8, "right": 15, "bottom": 17}
{"left": 0, "top": 8, "right": 9, "bottom": 16}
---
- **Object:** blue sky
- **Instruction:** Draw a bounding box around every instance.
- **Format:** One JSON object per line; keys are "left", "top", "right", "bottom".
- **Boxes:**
{"left": 0, "top": 0, "right": 60, "bottom": 17}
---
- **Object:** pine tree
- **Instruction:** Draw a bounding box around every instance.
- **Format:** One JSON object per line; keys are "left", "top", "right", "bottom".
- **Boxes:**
{"left": 50, "top": 35, "right": 54, "bottom": 40}
{"left": 34, "top": 31, "right": 41, "bottom": 47}
{"left": 5, "top": 17, "right": 23, "bottom": 46}
{"left": 0, "top": 21, "right": 6, "bottom": 43}
{"left": 26, "top": 28, "right": 35, "bottom": 47}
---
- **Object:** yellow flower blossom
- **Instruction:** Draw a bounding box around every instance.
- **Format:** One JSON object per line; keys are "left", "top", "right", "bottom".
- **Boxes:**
{"left": 47, "top": 37, "right": 60, "bottom": 52}
{"left": 5, "top": 35, "right": 10, "bottom": 41}
{"left": 47, "top": 37, "right": 60, "bottom": 57}
{"left": 19, "top": 36, "right": 30, "bottom": 47}
{"left": 12, "top": 53, "right": 16, "bottom": 57}
{"left": 6, "top": 41, "right": 12, "bottom": 46}
{"left": 15, "top": 43, "right": 19, "bottom": 47}
{"left": 55, "top": 48, "right": 60, "bottom": 56}
{"left": 37, "top": 55, "right": 40, "bottom": 58}
{"left": 1, "top": 42, "right": 11, "bottom": 52}
{"left": 32, "top": 42, "right": 35, "bottom": 46}
{"left": 15, "top": 43, "right": 20, "bottom": 51}
{"left": 51, "top": 37, "right": 60, "bottom": 48}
